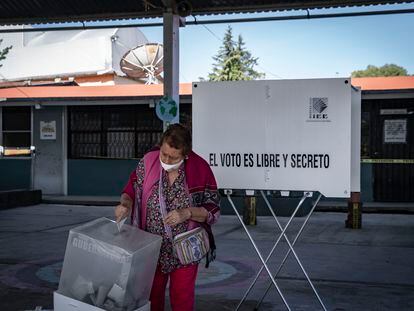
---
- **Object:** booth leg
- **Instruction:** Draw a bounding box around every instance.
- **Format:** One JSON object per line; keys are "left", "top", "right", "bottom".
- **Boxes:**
{"left": 227, "top": 194, "right": 291, "bottom": 311}
{"left": 232, "top": 194, "right": 310, "bottom": 311}
{"left": 345, "top": 192, "right": 362, "bottom": 229}
{"left": 256, "top": 192, "right": 327, "bottom": 311}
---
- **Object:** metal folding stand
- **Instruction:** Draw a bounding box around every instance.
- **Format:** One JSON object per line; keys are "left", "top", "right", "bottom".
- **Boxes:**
{"left": 225, "top": 190, "right": 327, "bottom": 311}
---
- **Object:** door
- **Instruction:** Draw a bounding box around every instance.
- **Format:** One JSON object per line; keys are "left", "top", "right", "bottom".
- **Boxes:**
{"left": 33, "top": 106, "right": 65, "bottom": 195}
{"left": 370, "top": 98, "right": 414, "bottom": 202}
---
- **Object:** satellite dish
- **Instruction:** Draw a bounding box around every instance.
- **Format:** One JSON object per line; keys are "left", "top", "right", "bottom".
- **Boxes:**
{"left": 120, "top": 43, "right": 164, "bottom": 85}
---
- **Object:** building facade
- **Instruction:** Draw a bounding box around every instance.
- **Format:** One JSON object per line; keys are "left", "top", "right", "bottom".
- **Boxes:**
{"left": 0, "top": 78, "right": 413, "bottom": 202}
{"left": 0, "top": 84, "right": 192, "bottom": 196}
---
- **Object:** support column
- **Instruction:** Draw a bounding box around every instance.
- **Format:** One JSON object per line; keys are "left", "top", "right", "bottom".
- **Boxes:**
{"left": 345, "top": 192, "right": 362, "bottom": 229}
{"left": 243, "top": 190, "right": 257, "bottom": 226}
{"left": 163, "top": 10, "right": 180, "bottom": 127}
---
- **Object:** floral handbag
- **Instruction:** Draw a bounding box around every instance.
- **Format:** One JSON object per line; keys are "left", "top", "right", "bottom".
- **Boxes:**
{"left": 172, "top": 226, "right": 210, "bottom": 265}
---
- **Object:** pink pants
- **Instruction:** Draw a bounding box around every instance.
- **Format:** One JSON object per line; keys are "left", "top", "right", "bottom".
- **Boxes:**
{"left": 150, "top": 264, "right": 199, "bottom": 311}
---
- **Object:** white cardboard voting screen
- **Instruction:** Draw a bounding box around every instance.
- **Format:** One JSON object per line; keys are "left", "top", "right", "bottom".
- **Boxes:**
{"left": 351, "top": 87, "right": 361, "bottom": 193}
{"left": 192, "top": 78, "right": 358, "bottom": 198}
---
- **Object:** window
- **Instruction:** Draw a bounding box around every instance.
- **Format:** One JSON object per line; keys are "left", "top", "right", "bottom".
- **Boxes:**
{"left": 1, "top": 107, "right": 32, "bottom": 153}
{"left": 68, "top": 104, "right": 192, "bottom": 159}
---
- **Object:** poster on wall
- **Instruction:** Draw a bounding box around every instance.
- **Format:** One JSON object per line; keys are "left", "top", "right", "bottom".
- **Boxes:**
{"left": 384, "top": 119, "right": 407, "bottom": 143}
{"left": 193, "top": 78, "right": 359, "bottom": 198}
{"left": 40, "top": 121, "right": 56, "bottom": 140}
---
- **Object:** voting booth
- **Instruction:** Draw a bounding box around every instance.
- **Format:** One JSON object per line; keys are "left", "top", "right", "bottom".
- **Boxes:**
{"left": 55, "top": 218, "right": 162, "bottom": 311}
{"left": 193, "top": 78, "right": 361, "bottom": 310}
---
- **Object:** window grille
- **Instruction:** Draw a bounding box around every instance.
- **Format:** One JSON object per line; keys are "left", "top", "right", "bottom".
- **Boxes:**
{"left": 68, "top": 104, "right": 191, "bottom": 159}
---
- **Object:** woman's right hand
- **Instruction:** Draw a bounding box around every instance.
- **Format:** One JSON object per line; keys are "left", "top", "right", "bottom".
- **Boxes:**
{"left": 115, "top": 204, "right": 130, "bottom": 222}
{"left": 115, "top": 193, "right": 133, "bottom": 222}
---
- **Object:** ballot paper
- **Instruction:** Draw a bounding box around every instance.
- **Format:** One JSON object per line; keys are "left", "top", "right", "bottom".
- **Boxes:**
{"left": 117, "top": 217, "right": 127, "bottom": 233}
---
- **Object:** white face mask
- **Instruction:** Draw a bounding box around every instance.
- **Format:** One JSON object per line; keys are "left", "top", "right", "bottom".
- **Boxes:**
{"left": 160, "top": 158, "right": 184, "bottom": 172}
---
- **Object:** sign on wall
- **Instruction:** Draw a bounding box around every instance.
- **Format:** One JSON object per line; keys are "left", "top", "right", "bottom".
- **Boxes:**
{"left": 40, "top": 121, "right": 56, "bottom": 140}
{"left": 192, "top": 78, "right": 358, "bottom": 198}
{"left": 384, "top": 119, "right": 407, "bottom": 143}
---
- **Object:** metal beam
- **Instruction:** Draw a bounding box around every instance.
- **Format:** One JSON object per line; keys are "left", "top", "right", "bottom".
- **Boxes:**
{"left": 163, "top": 10, "right": 180, "bottom": 126}
{"left": 1, "top": 8, "right": 413, "bottom": 33}
{"left": 0, "top": 0, "right": 413, "bottom": 25}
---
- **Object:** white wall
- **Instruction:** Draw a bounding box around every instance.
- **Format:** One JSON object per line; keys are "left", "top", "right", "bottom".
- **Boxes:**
{"left": 0, "top": 27, "right": 149, "bottom": 81}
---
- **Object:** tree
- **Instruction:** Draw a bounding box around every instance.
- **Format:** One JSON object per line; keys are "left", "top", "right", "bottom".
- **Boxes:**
{"left": 0, "top": 39, "right": 12, "bottom": 68}
{"left": 207, "top": 26, "right": 264, "bottom": 81}
{"left": 352, "top": 64, "right": 408, "bottom": 78}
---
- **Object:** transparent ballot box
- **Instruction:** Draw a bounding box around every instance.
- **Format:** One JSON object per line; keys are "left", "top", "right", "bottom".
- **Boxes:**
{"left": 56, "top": 218, "right": 162, "bottom": 311}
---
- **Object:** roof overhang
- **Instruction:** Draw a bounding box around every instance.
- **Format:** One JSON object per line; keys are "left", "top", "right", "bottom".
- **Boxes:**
{"left": 0, "top": 0, "right": 413, "bottom": 26}
{"left": 0, "top": 84, "right": 193, "bottom": 102}
{"left": 1, "top": 78, "right": 414, "bottom": 102}
{"left": 352, "top": 77, "right": 414, "bottom": 91}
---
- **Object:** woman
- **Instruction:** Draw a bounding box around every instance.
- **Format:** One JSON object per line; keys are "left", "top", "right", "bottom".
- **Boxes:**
{"left": 115, "top": 123, "right": 220, "bottom": 311}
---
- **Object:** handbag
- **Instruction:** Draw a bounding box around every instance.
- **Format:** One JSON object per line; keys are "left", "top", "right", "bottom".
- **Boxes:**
{"left": 172, "top": 226, "right": 210, "bottom": 265}
{"left": 157, "top": 170, "right": 210, "bottom": 265}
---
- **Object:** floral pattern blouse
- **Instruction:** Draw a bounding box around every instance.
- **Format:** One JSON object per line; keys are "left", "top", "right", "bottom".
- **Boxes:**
{"left": 135, "top": 159, "right": 196, "bottom": 273}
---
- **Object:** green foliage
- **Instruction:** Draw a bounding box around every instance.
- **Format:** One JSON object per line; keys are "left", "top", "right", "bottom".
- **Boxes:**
{"left": 207, "top": 26, "right": 264, "bottom": 81}
{"left": 352, "top": 64, "right": 408, "bottom": 78}
{"left": 0, "top": 39, "right": 12, "bottom": 68}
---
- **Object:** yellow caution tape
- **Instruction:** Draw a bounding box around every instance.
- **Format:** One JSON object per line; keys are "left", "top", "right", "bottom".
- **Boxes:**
{"left": 361, "top": 159, "right": 414, "bottom": 164}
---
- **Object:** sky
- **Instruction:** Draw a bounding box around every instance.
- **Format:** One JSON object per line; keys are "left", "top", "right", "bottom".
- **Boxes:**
{"left": 8, "top": 3, "right": 414, "bottom": 83}
{"left": 134, "top": 4, "right": 414, "bottom": 82}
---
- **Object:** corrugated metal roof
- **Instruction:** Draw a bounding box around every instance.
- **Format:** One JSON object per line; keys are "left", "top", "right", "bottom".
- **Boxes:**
{"left": 0, "top": 0, "right": 413, "bottom": 25}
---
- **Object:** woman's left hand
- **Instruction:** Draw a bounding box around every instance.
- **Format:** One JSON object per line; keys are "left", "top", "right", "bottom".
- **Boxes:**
{"left": 164, "top": 209, "right": 191, "bottom": 226}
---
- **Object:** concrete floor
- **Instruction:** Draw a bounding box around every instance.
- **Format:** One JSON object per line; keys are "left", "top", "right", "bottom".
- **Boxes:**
{"left": 0, "top": 204, "right": 413, "bottom": 310}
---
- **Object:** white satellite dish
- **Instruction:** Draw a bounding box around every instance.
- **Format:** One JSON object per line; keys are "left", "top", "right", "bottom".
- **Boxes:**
{"left": 120, "top": 43, "right": 164, "bottom": 85}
